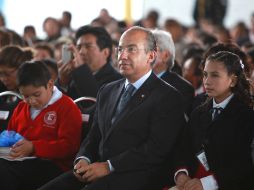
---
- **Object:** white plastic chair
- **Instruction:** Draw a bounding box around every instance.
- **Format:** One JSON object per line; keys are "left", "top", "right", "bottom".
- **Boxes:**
{"left": 74, "top": 96, "right": 96, "bottom": 104}
{"left": 74, "top": 96, "right": 96, "bottom": 140}
{"left": 0, "top": 91, "right": 22, "bottom": 99}
{"left": 0, "top": 91, "right": 22, "bottom": 121}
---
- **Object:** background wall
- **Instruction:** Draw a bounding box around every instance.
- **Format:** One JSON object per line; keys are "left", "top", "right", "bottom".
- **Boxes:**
{"left": 0, "top": 0, "right": 253, "bottom": 38}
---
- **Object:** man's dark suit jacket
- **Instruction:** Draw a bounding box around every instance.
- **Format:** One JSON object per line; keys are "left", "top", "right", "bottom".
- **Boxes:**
{"left": 67, "top": 62, "right": 122, "bottom": 100}
{"left": 179, "top": 96, "right": 254, "bottom": 190}
{"left": 161, "top": 71, "right": 194, "bottom": 116}
{"left": 76, "top": 73, "right": 186, "bottom": 190}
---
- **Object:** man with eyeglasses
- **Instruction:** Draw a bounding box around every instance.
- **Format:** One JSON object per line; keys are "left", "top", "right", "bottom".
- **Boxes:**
{"left": 39, "top": 26, "right": 185, "bottom": 190}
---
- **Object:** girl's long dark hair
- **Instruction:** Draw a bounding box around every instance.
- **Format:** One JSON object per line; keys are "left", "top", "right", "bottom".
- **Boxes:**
{"left": 207, "top": 51, "right": 253, "bottom": 108}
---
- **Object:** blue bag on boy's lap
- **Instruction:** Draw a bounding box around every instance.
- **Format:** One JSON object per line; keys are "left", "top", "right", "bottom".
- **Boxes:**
{"left": 0, "top": 130, "right": 24, "bottom": 147}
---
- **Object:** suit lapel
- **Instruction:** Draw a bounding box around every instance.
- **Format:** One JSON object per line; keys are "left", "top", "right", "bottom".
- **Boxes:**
{"left": 161, "top": 70, "right": 170, "bottom": 81}
{"left": 104, "top": 73, "right": 158, "bottom": 142}
{"left": 104, "top": 80, "right": 125, "bottom": 131}
{"left": 198, "top": 100, "right": 213, "bottom": 138}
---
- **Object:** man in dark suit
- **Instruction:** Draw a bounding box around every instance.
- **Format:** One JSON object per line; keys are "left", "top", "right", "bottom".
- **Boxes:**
{"left": 39, "top": 26, "right": 185, "bottom": 190}
{"left": 57, "top": 25, "right": 122, "bottom": 100}
{"left": 152, "top": 29, "right": 194, "bottom": 117}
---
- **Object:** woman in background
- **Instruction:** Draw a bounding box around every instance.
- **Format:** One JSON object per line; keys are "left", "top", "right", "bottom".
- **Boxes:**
{"left": 0, "top": 45, "right": 33, "bottom": 131}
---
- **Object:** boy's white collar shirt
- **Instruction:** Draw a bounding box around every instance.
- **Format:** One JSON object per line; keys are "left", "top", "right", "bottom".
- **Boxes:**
{"left": 30, "top": 86, "right": 62, "bottom": 120}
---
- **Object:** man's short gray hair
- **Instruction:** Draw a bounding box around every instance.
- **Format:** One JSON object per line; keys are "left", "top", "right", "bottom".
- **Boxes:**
{"left": 152, "top": 29, "right": 175, "bottom": 66}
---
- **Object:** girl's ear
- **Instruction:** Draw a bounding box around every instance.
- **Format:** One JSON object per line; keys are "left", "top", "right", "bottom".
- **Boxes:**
{"left": 230, "top": 75, "right": 238, "bottom": 87}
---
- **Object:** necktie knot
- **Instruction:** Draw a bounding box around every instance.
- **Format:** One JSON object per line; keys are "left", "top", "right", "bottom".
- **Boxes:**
{"left": 212, "top": 107, "right": 223, "bottom": 120}
{"left": 124, "top": 84, "right": 135, "bottom": 97}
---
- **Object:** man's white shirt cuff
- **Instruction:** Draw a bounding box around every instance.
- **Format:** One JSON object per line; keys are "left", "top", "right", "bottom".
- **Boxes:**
{"left": 200, "top": 175, "right": 218, "bottom": 190}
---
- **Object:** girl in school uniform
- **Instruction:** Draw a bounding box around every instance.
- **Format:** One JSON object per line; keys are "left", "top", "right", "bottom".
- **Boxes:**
{"left": 174, "top": 51, "right": 254, "bottom": 190}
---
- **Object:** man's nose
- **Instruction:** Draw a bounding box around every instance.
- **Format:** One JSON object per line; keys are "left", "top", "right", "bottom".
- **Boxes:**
{"left": 118, "top": 49, "right": 128, "bottom": 60}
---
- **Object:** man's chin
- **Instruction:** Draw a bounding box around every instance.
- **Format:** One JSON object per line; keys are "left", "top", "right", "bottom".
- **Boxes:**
{"left": 119, "top": 69, "right": 128, "bottom": 76}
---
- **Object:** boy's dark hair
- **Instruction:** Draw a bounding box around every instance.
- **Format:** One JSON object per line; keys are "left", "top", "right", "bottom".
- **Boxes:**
{"left": 17, "top": 61, "right": 51, "bottom": 88}
{"left": 75, "top": 25, "right": 112, "bottom": 62}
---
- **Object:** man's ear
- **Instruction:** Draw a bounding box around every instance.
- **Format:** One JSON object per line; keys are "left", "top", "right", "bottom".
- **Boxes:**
{"left": 102, "top": 48, "right": 110, "bottom": 60}
{"left": 162, "top": 50, "right": 171, "bottom": 63}
{"left": 148, "top": 50, "right": 157, "bottom": 64}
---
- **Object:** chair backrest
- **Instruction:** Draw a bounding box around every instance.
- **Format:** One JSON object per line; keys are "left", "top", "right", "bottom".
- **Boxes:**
{"left": 74, "top": 96, "right": 96, "bottom": 141}
{"left": 0, "top": 91, "right": 22, "bottom": 131}
{"left": 0, "top": 91, "right": 22, "bottom": 99}
{"left": 74, "top": 97, "right": 96, "bottom": 104}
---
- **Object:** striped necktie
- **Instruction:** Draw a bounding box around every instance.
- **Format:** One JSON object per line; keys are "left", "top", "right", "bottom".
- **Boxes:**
{"left": 112, "top": 84, "right": 136, "bottom": 124}
{"left": 212, "top": 107, "right": 223, "bottom": 120}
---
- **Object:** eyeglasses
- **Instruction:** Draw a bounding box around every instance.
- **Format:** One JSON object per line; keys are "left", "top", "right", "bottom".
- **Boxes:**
{"left": 0, "top": 68, "right": 17, "bottom": 78}
{"left": 116, "top": 45, "right": 146, "bottom": 55}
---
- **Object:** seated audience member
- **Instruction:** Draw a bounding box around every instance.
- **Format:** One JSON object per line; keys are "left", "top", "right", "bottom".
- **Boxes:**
{"left": 175, "top": 51, "right": 254, "bottom": 190}
{"left": 0, "top": 45, "right": 33, "bottom": 131}
{"left": 56, "top": 26, "right": 122, "bottom": 133}
{"left": 38, "top": 26, "right": 186, "bottom": 190}
{"left": 151, "top": 29, "right": 194, "bottom": 117}
{"left": 33, "top": 42, "right": 54, "bottom": 61}
{"left": 57, "top": 25, "right": 122, "bottom": 100}
{"left": 43, "top": 17, "right": 61, "bottom": 44}
{"left": 182, "top": 55, "right": 204, "bottom": 96}
{"left": 163, "top": 19, "right": 186, "bottom": 64}
{"left": 23, "top": 25, "right": 42, "bottom": 46}
{"left": 192, "top": 42, "right": 250, "bottom": 110}
{"left": 59, "top": 11, "right": 75, "bottom": 38}
{"left": 0, "top": 61, "right": 82, "bottom": 190}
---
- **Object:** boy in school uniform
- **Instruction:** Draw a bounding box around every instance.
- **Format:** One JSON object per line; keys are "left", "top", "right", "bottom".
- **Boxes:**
{"left": 0, "top": 61, "right": 82, "bottom": 190}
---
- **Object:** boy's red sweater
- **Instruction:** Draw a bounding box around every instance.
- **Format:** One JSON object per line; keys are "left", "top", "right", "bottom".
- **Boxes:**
{"left": 8, "top": 94, "right": 82, "bottom": 171}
